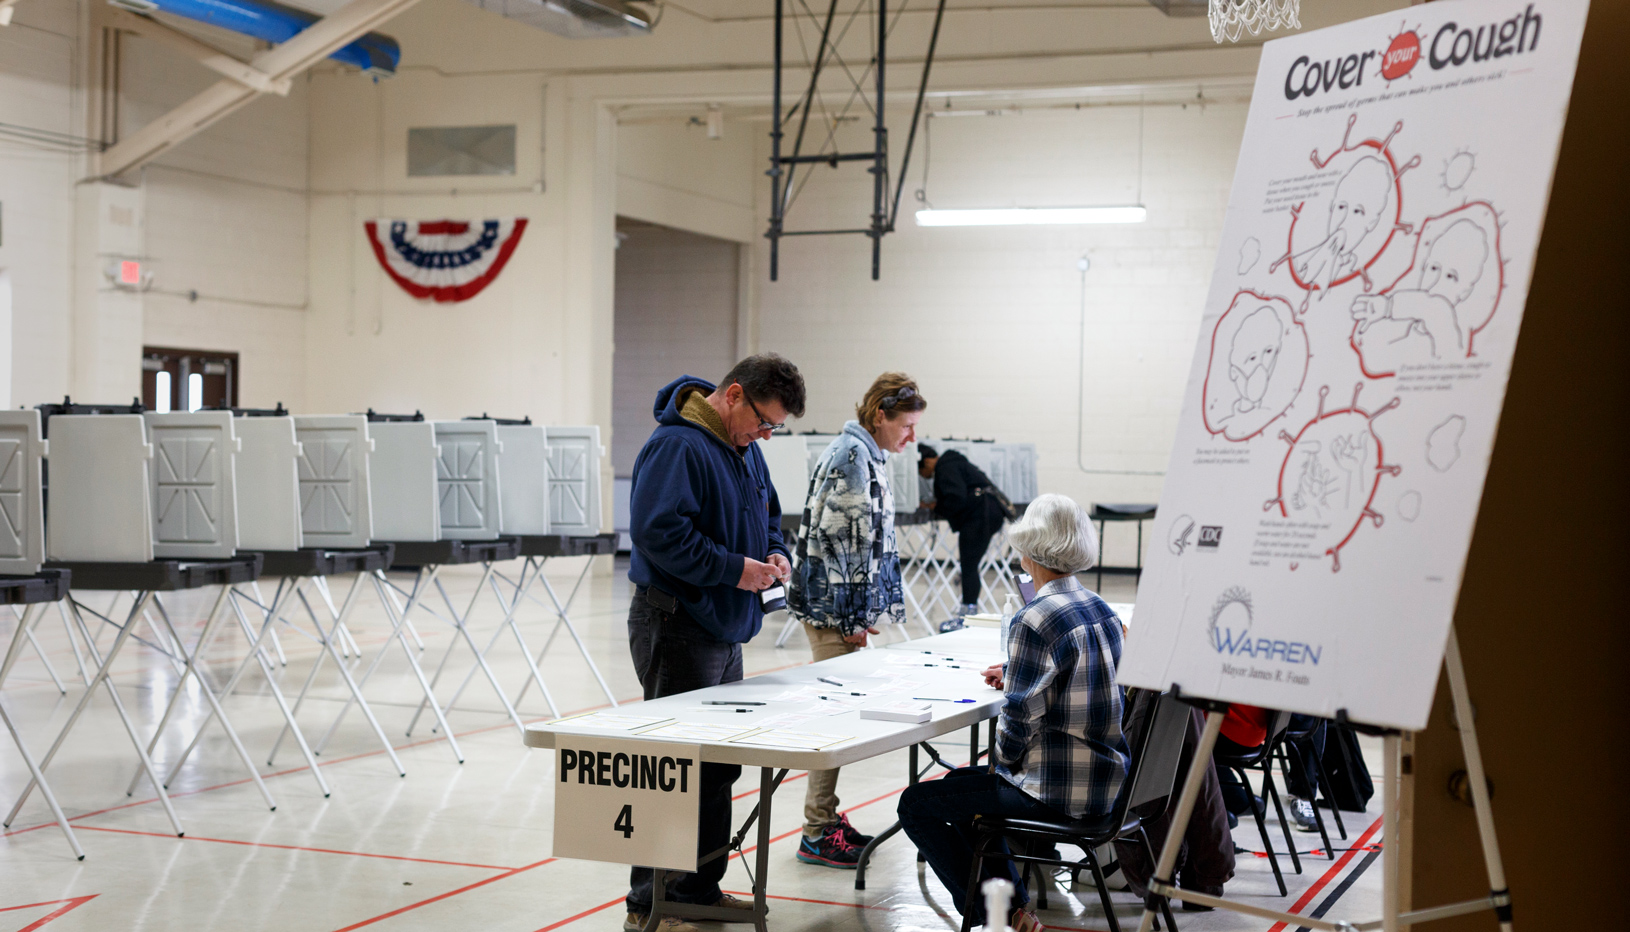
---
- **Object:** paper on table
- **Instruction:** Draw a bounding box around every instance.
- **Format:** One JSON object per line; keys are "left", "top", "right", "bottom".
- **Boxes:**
{"left": 550, "top": 711, "right": 674, "bottom": 731}
{"left": 642, "top": 722, "right": 760, "bottom": 742}
{"left": 753, "top": 712, "right": 822, "bottom": 729}
{"left": 730, "top": 729, "right": 853, "bottom": 751}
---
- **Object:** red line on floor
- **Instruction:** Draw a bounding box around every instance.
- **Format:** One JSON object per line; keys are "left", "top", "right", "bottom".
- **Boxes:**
{"left": 329, "top": 858, "right": 557, "bottom": 932}
{"left": 2, "top": 895, "right": 98, "bottom": 932}
{"left": 531, "top": 896, "right": 628, "bottom": 932}
{"left": 1263, "top": 814, "right": 1385, "bottom": 932}
{"left": 75, "top": 825, "right": 515, "bottom": 870}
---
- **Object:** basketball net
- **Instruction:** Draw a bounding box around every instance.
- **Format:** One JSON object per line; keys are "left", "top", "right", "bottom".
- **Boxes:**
{"left": 1209, "top": 0, "right": 1300, "bottom": 43}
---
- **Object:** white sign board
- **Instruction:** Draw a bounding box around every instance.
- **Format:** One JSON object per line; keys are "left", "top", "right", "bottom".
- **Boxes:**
{"left": 553, "top": 737, "right": 701, "bottom": 871}
{"left": 1118, "top": 0, "right": 1588, "bottom": 730}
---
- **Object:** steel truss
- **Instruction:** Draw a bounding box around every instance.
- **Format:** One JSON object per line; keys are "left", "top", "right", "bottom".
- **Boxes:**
{"left": 767, "top": 0, "right": 947, "bottom": 280}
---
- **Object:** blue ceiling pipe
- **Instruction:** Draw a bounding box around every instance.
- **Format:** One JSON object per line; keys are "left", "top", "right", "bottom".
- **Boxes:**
{"left": 119, "top": 0, "right": 401, "bottom": 76}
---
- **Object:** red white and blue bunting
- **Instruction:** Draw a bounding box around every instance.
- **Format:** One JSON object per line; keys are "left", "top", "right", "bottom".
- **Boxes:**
{"left": 364, "top": 218, "right": 528, "bottom": 303}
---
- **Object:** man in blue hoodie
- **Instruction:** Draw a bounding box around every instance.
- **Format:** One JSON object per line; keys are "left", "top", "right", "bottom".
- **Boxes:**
{"left": 624, "top": 353, "right": 806, "bottom": 932}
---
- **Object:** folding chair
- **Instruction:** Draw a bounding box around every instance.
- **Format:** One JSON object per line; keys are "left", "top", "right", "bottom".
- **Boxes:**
{"left": 963, "top": 690, "right": 1189, "bottom": 932}
{"left": 1268, "top": 715, "right": 1343, "bottom": 859}
{"left": 1213, "top": 709, "right": 1298, "bottom": 895}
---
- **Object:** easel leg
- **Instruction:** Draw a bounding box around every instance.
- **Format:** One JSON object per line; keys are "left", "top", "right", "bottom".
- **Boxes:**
{"left": 1136, "top": 709, "right": 1222, "bottom": 932}
{"left": 1384, "top": 731, "right": 1401, "bottom": 932}
{"left": 1444, "top": 627, "right": 1513, "bottom": 932}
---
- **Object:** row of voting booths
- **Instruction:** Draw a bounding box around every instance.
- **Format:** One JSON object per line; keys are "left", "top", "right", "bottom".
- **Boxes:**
{"left": 760, "top": 434, "right": 1040, "bottom": 641}
{"left": 0, "top": 401, "right": 611, "bottom": 858}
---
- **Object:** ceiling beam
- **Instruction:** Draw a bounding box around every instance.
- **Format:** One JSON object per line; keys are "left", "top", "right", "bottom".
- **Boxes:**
{"left": 97, "top": 0, "right": 422, "bottom": 179}
{"left": 104, "top": 8, "right": 292, "bottom": 96}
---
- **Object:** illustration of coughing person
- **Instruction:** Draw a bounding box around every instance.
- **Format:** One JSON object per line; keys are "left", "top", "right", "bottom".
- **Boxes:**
{"left": 1350, "top": 218, "right": 1490, "bottom": 371}
{"left": 1275, "top": 156, "right": 1394, "bottom": 301}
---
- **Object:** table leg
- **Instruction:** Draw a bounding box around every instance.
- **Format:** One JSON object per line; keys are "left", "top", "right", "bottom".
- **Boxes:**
{"left": 648, "top": 767, "right": 781, "bottom": 932}
{"left": 856, "top": 742, "right": 923, "bottom": 891}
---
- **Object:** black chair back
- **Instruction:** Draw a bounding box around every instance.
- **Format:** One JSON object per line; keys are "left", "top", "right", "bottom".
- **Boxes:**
{"left": 1125, "top": 692, "right": 1189, "bottom": 813}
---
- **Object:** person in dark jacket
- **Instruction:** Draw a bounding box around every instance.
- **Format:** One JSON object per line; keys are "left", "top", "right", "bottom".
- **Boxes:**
{"left": 623, "top": 353, "right": 806, "bottom": 932}
{"left": 918, "top": 444, "right": 1008, "bottom": 617}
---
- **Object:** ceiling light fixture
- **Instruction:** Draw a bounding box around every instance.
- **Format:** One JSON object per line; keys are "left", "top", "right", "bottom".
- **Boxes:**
{"left": 914, "top": 206, "right": 1147, "bottom": 227}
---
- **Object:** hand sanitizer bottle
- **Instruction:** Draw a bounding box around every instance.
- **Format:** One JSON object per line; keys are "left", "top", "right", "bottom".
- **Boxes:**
{"left": 1001, "top": 592, "right": 1023, "bottom": 661}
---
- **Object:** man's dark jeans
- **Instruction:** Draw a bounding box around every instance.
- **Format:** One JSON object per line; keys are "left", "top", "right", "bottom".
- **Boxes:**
{"left": 625, "top": 586, "right": 744, "bottom": 914}
{"left": 897, "top": 768, "right": 1068, "bottom": 925}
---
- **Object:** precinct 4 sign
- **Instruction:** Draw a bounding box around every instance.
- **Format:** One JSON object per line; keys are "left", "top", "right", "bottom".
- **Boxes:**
{"left": 553, "top": 736, "right": 702, "bottom": 871}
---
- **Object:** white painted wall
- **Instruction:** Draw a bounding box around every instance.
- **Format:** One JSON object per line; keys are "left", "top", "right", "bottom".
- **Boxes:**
{"left": 0, "top": 0, "right": 82, "bottom": 406}
{"left": 611, "top": 219, "right": 739, "bottom": 476}
{"left": 754, "top": 102, "right": 1251, "bottom": 564}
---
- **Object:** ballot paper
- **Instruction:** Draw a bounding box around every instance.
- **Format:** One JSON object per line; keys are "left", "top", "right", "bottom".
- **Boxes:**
{"left": 753, "top": 712, "right": 823, "bottom": 729}
{"left": 549, "top": 712, "right": 674, "bottom": 732}
{"left": 730, "top": 729, "right": 853, "bottom": 751}
{"left": 859, "top": 701, "right": 933, "bottom": 724}
{"left": 642, "top": 722, "right": 759, "bottom": 742}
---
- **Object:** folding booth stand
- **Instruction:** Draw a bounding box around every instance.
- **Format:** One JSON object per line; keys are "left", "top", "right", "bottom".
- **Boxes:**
{"left": 0, "top": 570, "right": 81, "bottom": 858}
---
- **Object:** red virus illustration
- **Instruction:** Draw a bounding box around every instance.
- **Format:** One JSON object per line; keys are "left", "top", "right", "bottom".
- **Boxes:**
{"left": 1269, "top": 115, "right": 1422, "bottom": 308}
{"left": 1380, "top": 23, "right": 1425, "bottom": 82}
{"left": 1349, "top": 200, "right": 1506, "bottom": 378}
{"left": 1201, "top": 290, "right": 1310, "bottom": 443}
{"left": 1264, "top": 384, "right": 1401, "bottom": 572}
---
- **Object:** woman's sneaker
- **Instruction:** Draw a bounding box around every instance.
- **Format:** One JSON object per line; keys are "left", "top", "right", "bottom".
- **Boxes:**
{"left": 1286, "top": 795, "right": 1320, "bottom": 833}
{"left": 796, "top": 825, "right": 861, "bottom": 868}
{"left": 835, "top": 813, "right": 874, "bottom": 848}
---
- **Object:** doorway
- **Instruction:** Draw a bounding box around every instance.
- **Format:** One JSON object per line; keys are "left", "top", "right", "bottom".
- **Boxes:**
{"left": 142, "top": 347, "right": 239, "bottom": 412}
{"left": 611, "top": 219, "right": 741, "bottom": 545}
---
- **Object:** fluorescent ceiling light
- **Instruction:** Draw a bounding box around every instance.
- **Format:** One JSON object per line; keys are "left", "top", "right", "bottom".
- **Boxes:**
{"left": 914, "top": 206, "right": 1147, "bottom": 227}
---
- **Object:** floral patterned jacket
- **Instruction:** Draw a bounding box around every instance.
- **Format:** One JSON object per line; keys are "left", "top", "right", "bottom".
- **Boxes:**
{"left": 786, "top": 420, "right": 906, "bottom": 635}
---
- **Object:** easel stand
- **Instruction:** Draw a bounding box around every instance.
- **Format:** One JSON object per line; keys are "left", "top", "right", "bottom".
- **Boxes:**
{"left": 1136, "top": 624, "right": 1512, "bottom": 932}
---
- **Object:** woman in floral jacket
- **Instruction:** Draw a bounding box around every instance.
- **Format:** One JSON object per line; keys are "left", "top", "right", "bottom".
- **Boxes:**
{"left": 787, "top": 372, "right": 926, "bottom": 869}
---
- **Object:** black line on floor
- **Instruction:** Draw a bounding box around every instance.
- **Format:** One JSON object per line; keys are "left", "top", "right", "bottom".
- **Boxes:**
{"left": 1294, "top": 848, "right": 1382, "bottom": 932}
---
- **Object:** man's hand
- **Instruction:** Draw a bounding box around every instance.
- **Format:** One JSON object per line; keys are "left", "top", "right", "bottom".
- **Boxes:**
{"left": 767, "top": 553, "right": 792, "bottom": 583}
{"left": 737, "top": 558, "right": 780, "bottom": 591}
{"left": 842, "top": 626, "right": 881, "bottom": 646}
{"left": 1350, "top": 294, "right": 1390, "bottom": 327}
{"left": 982, "top": 663, "right": 1005, "bottom": 690}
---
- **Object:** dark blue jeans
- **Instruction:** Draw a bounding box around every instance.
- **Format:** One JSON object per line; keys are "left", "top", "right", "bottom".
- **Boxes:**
{"left": 625, "top": 587, "right": 744, "bottom": 914}
{"left": 897, "top": 768, "right": 1066, "bottom": 925}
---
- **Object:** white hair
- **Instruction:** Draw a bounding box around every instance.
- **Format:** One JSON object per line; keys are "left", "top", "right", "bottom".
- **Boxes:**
{"left": 1008, "top": 493, "right": 1099, "bottom": 574}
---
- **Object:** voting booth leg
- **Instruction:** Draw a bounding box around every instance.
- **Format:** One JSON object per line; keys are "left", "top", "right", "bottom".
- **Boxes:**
{"left": 4, "top": 604, "right": 67, "bottom": 695}
{"left": 5, "top": 593, "right": 187, "bottom": 838}
{"left": 442, "top": 559, "right": 560, "bottom": 720}
{"left": 0, "top": 604, "right": 83, "bottom": 858}
{"left": 270, "top": 579, "right": 406, "bottom": 777}
{"left": 124, "top": 587, "right": 234, "bottom": 792}
{"left": 161, "top": 583, "right": 331, "bottom": 798}
{"left": 404, "top": 566, "right": 524, "bottom": 736}
{"left": 508, "top": 556, "right": 618, "bottom": 709}
{"left": 144, "top": 596, "right": 279, "bottom": 810}
{"left": 0, "top": 603, "right": 41, "bottom": 687}
{"left": 315, "top": 568, "right": 436, "bottom": 753}
{"left": 54, "top": 601, "right": 92, "bottom": 686}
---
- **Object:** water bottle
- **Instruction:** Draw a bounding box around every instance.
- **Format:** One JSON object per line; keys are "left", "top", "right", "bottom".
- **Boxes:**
{"left": 1001, "top": 592, "right": 1023, "bottom": 661}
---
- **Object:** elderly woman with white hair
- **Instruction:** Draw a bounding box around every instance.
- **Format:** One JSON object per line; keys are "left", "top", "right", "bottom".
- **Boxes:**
{"left": 896, "top": 494, "right": 1129, "bottom": 932}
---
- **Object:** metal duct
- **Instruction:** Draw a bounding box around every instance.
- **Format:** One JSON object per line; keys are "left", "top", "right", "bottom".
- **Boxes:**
{"left": 108, "top": 0, "right": 401, "bottom": 74}
{"left": 458, "top": 0, "right": 652, "bottom": 39}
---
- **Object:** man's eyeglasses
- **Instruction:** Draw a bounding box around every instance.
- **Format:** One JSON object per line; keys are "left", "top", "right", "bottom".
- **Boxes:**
{"left": 879, "top": 386, "right": 917, "bottom": 410}
{"left": 743, "top": 393, "right": 789, "bottom": 434}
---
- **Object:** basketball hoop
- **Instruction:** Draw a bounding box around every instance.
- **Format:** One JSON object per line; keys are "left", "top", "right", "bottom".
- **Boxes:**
{"left": 1209, "top": 0, "right": 1300, "bottom": 43}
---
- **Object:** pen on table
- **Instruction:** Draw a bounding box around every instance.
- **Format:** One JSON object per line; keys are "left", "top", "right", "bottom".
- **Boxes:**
{"left": 817, "top": 676, "right": 846, "bottom": 687}
{"left": 818, "top": 691, "right": 867, "bottom": 697}
{"left": 695, "top": 707, "right": 755, "bottom": 713}
{"left": 702, "top": 700, "right": 766, "bottom": 706}
{"left": 914, "top": 697, "right": 976, "bottom": 703}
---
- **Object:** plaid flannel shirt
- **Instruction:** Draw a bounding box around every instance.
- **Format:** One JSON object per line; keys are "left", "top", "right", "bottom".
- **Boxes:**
{"left": 995, "top": 576, "right": 1129, "bottom": 818}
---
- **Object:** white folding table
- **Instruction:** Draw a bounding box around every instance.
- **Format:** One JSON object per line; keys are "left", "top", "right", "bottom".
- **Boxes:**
{"left": 523, "top": 639, "right": 1006, "bottom": 932}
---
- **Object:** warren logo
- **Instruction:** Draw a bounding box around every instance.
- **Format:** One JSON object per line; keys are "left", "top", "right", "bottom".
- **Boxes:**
{"left": 1198, "top": 526, "right": 1223, "bottom": 548}
{"left": 1208, "top": 586, "right": 1323, "bottom": 665}
{"left": 1381, "top": 30, "right": 1422, "bottom": 80}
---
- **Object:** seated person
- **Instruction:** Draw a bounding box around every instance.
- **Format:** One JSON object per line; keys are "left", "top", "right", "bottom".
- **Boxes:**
{"left": 897, "top": 494, "right": 1127, "bottom": 932}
